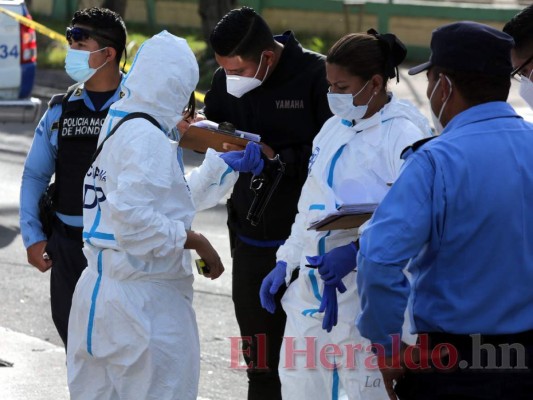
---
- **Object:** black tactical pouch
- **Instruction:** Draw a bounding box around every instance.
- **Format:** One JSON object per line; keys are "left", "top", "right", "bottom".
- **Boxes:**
{"left": 38, "top": 183, "right": 56, "bottom": 238}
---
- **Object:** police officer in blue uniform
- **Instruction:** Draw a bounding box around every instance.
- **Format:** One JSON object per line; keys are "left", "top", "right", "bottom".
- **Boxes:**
{"left": 19, "top": 7, "right": 127, "bottom": 347}
{"left": 355, "top": 22, "right": 533, "bottom": 399}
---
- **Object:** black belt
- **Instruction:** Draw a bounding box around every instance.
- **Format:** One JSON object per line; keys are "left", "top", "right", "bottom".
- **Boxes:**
{"left": 53, "top": 216, "right": 83, "bottom": 242}
{"left": 426, "top": 330, "right": 533, "bottom": 347}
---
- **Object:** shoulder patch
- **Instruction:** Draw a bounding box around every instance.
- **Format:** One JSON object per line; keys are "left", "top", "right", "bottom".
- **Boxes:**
{"left": 401, "top": 136, "right": 437, "bottom": 160}
{"left": 47, "top": 93, "right": 66, "bottom": 108}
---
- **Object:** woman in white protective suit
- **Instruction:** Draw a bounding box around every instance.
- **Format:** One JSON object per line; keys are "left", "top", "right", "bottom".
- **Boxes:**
{"left": 260, "top": 30, "right": 431, "bottom": 400}
{"left": 67, "top": 31, "right": 264, "bottom": 400}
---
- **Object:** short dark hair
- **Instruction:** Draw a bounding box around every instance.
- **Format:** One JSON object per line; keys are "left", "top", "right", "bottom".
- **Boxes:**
{"left": 209, "top": 7, "right": 275, "bottom": 62}
{"left": 431, "top": 66, "right": 510, "bottom": 106}
{"left": 71, "top": 7, "right": 127, "bottom": 65}
{"left": 503, "top": 4, "right": 533, "bottom": 51}
{"left": 326, "top": 31, "right": 406, "bottom": 85}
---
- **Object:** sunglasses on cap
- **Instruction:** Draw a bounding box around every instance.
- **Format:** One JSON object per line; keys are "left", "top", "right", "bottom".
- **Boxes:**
{"left": 65, "top": 26, "right": 114, "bottom": 44}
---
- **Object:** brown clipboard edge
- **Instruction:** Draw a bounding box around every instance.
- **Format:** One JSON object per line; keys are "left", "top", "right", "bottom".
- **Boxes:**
{"left": 307, "top": 212, "right": 373, "bottom": 231}
{"left": 179, "top": 125, "right": 254, "bottom": 153}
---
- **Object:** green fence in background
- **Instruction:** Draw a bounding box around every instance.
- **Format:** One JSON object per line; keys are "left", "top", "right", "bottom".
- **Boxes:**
{"left": 49, "top": 0, "right": 523, "bottom": 61}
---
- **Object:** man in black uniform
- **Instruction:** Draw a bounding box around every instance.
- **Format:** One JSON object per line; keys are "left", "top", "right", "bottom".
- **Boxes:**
{"left": 203, "top": 7, "right": 331, "bottom": 399}
{"left": 19, "top": 7, "right": 126, "bottom": 347}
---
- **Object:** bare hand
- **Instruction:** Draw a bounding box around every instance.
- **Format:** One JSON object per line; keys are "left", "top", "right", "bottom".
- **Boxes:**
{"left": 27, "top": 241, "right": 52, "bottom": 272}
{"left": 380, "top": 360, "right": 405, "bottom": 400}
{"left": 176, "top": 112, "right": 206, "bottom": 135}
{"left": 379, "top": 340, "right": 450, "bottom": 399}
{"left": 185, "top": 231, "right": 225, "bottom": 280}
{"left": 195, "top": 242, "right": 224, "bottom": 280}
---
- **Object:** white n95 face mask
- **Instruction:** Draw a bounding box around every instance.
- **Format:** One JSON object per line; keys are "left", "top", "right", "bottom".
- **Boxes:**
{"left": 428, "top": 76, "right": 452, "bottom": 135}
{"left": 226, "top": 53, "right": 269, "bottom": 98}
{"left": 65, "top": 47, "right": 108, "bottom": 83}
{"left": 519, "top": 71, "right": 533, "bottom": 110}
{"left": 327, "top": 81, "right": 374, "bottom": 123}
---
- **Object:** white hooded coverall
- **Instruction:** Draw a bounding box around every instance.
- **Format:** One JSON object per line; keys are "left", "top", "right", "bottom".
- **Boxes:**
{"left": 276, "top": 95, "right": 431, "bottom": 400}
{"left": 67, "top": 31, "right": 237, "bottom": 400}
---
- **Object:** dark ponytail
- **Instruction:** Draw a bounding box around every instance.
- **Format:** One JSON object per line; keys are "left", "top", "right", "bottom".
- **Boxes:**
{"left": 327, "top": 30, "right": 407, "bottom": 84}
{"left": 367, "top": 28, "right": 407, "bottom": 83}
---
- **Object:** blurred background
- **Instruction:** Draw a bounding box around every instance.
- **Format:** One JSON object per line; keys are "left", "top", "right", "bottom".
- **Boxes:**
{"left": 26, "top": 0, "right": 529, "bottom": 92}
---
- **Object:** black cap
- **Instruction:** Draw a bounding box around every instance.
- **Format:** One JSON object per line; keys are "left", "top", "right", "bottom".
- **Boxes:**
{"left": 408, "top": 21, "right": 514, "bottom": 76}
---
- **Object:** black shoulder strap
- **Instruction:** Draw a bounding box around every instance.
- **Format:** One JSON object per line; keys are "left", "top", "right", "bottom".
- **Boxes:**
{"left": 48, "top": 93, "right": 66, "bottom": 108}
{"left": 52, "top": 87, "right": 80, "bottom": 133}
{"left": 90, "top": 112, "right": 161, "bottom": 165}
{"left": 400, "top": 136, "right": 436, "bottom": 160}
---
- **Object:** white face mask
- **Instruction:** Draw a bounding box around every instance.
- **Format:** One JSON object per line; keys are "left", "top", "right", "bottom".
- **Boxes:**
{"left": 327, "top": 81, "right": 374, "bottom": 124}
{"left": 65, "top": 47, "right": 108, "bottom": 83}
{"left": 226, "top": 53, "right": 269, "bottom": 98}
{"left": 519, "top": 70, "right": 533, "bottom": 110}
{"left": 429, "top": 76, "right": 452, "bottom": 135}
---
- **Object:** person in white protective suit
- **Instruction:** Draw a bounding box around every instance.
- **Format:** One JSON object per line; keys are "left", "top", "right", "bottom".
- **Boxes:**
{"left": 67, "top": 31, "right": 264, "bottom": 400}
{"left": 260, "top": 30, "right": 431, "bottom": 400}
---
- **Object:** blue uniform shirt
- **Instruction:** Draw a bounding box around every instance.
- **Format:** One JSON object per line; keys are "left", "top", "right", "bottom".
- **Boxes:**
{"left": 20, "top": 85, "right": 122, "bottom": 248}
{"left": 356, "top": 102, "right": 533, "bottom": 355}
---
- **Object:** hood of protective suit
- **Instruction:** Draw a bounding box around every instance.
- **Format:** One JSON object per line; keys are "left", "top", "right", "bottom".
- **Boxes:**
{"left": 110, "top": 30, "right": 199, "bottom": 132}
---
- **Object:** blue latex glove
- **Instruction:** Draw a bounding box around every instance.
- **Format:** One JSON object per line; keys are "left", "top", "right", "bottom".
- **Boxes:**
{"left": 219, "top": 142, "right": 264, "bottom": 175}
{"left": 318, "top": 283, "right": 346, "bottom": 332}
{"left": 259, "top": 261, "right": 287, "bottom": 314}
{"left": 306, "top": 241, "right": 358, "bottom": 286}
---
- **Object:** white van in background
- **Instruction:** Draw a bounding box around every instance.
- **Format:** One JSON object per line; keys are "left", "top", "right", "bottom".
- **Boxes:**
{"left": 0, "top": 0, "right": 41, "bottom": 123}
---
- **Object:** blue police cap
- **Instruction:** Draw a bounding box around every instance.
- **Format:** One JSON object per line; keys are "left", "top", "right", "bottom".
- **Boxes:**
{"left": 408, "top": 21, "right": 514, "bottom": 76}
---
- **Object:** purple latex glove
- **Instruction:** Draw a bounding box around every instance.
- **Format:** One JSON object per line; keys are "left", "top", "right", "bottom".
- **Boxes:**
{"left": 219, "top": 142, "right": 264, "bottom": 175}
{"left": 259, "top": 261, "right": 287, "bottom": 314}
{"left": 306, "top": 241, "right": 358, "bottom": 286}
{"left": 318, "top": 283, "right": 347, "bottom": 332}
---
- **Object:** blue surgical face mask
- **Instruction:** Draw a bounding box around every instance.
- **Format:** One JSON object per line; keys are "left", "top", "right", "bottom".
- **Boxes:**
{"left": 327, "top": 80, "right": 374, "bottom": 123}
{"left": 65, "top": 47, "right": 108, "bottom": 83}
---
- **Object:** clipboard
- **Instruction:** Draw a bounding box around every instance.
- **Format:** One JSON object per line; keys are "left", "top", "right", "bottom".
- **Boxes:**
{"left": 179, "top": 120, "right": 261, "bottom": 153}
{"left": 307, "top": 203, "right": 377, "bottom": 231}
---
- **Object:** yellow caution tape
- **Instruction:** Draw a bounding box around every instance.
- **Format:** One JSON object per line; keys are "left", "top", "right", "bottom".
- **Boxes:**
{"left": 0, "top": 6, "right": 68, "bottom": 45}
{"left": 196, "top": 91, "right": 205, "bottom": 104}
{"left": 0, "top": 6, "right": 206, "bottom": 103}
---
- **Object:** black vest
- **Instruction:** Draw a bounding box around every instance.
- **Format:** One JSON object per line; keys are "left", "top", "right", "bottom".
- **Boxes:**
{"left": 55, "top": 90, "right": 109, "bottom": 216}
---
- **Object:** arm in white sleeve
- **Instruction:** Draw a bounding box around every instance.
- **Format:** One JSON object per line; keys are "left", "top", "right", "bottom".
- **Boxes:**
{"left": 186, "top": 148, "right": 237, "bottom": 212}
{"left": 276, "top": 178, "right": 314, "bottom": 283}
{"left": 388, "top": 119, "right": 431, "bottom": 180}
{"left": 106, "top": 125, "right": 190, "bottom": 260}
